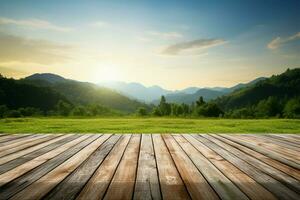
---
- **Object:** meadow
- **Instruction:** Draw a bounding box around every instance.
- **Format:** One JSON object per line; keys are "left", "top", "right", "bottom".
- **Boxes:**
{"left": 0, "top": 117, "right": 299, "bottom": 134}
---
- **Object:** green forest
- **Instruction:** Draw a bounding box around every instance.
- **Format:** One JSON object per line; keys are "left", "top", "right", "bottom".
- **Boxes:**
{"left": 1, "top": 68, "right": 300, "bottom": 119}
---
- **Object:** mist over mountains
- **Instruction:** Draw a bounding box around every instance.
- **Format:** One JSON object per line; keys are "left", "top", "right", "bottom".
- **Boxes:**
{"left": 98, "top": 77, "right": 266, "bottom": 104}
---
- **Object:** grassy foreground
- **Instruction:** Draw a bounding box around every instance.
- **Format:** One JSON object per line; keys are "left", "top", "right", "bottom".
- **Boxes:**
{"left": 0, "top": 117, "right": 299, "bottom": 133}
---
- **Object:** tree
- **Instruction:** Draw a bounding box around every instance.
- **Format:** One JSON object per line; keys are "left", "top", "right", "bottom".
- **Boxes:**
{"left": 255, "top": 96, "right": 282, "bottom": 118}
{"left": 152, "top": 107, "right": 162, "bottom": 116}
{"left": 0, "top": 105, "right": 8, "bottom": 118}
{"left": 283, "top": 97, "right": 300, "bottom": 118}
{"left": 71, "top": 106, "right": 87, "bottom": 116}
{"left": 56, "top": 100, "right": 72, "bottom": 116}
{"left": 7, "top": 110, "right": 22, "bottom": 118}
{"left": 196, "top": 103, "right": 223, "bottom": 117}
{"left": 18, "top": 107, "right": 41, "bottom": 116}
{"left": 136, "top": 107, "right": 147, "bottom": 116}
{"left": 196, "top": 96, "right": 205, "bottom": 107}
{"left": 158, "top": 96, "right": 171, "bottom": 115}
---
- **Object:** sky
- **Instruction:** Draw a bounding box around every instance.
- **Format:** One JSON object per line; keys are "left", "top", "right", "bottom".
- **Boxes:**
{"left": 0, "top": 0, "right": 299, "bottom": 90}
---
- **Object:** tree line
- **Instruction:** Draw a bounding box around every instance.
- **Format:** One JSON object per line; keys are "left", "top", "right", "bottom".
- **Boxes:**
{"left": 136, "top": 95, "right": 300, "bottom": 119}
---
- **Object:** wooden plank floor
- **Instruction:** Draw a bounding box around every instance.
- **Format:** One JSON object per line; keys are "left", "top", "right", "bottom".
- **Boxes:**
{"left": 0, "top": 134, "right": 299, "bottom": 200}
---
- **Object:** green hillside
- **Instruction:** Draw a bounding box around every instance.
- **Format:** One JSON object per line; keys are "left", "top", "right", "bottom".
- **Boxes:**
{"left": 215, "top": 68, "right": 300, "bottom": 118}
{"left": 23, "top": 73, "right": 149, "bottom": 113}
{"left": 0, "top": 75, "right": 68, "bottom": 112}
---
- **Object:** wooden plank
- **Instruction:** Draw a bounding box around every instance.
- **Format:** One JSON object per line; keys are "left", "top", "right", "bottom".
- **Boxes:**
{"left": 203, "top": 134, "right": 300, "bottom": 193}
{"left": 0, "top": 134, "right": 30, "bottom": 143}
{"left": 0, "top": 135, "right": 90, "bottom": 187}
{"left": 280, "top": 134, "right": 300, "bottom": 143}
{"left": 216, "top": 134, "right": 300, "bottom": 181}
{"left": 173, "top": 134, "right": 248, "bottom": 200}
{"left": 0, "top": 134, "right": 78, "bottom": 174}
{"left": 0, "top": 134, "right": 98, "bottom": 200}
{"left": 76, "top": 134, "right": 131, "bottom": 200}
{"left": 152, "top": 134, "right": 191, "bottom": 200}
{"left": 133, "top": 134, "right": 161, "bottom": 200}
{"left": 261, "top": 134, "right": 300, "bottom": 148}
{"left": 10, "top": 134, "right": 111, "bottom": 200}
{"left": 266, "top": 135, "right": 300, "bottom": 147}
{"left": 183, "top": 134, "right": 276, "bottom": 200}
{"left": 223, "top": 134, "right": 300, "bottom": 170}
{"left": 242, "top": 134, "right": 300, "bottom": 157}
{"left": 43, "top": 134, "right": 121, "bottom": 200}
{"left": 0, "top": 134, "right": 38, "bottom": 148}
{"left": 103, "top": 134, "right": 141, "bottom": 200}
{"left": 0, "top": 134, "right": 60, "bottom": 158}
{"left": 234, "top": 135, "right": 300, "bottom": 163}
{"left": 163, "top": 134, "right": 219, "bottom": 200}
{"left": 0, "top": 134, "right": 65, "bottom": 165}
{"left": 193, "top": 134, "right": 300, "bottom": 200}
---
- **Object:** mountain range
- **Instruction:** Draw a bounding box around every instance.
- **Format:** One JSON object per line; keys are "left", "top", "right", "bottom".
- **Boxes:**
{"left": 99, "top": 77, "right": 266, "bottom": 104}
{"left": 1, "top": 68, "right": 299, "bottom": 116}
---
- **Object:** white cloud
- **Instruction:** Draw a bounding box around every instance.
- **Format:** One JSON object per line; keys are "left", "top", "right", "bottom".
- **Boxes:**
{"left": 0, "top": 17, "right": 72, "bottom": 32}
{"left": 146, "top": 31, "right": 183, "bottom": 39}
{"left": 161, "top": 38, "right": 227, "bottom": 55}
{"left": 268, "top": 32, "right": 300, "bottom": 50}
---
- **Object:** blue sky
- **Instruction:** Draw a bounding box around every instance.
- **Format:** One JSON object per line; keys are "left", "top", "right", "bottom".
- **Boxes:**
{"left": 0, "top": 0, "right": 299, "bottom": 89}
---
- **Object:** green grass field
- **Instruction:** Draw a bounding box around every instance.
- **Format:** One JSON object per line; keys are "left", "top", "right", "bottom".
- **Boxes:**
{"left": 0, "top": 117, "right": 299, "bottom": 133}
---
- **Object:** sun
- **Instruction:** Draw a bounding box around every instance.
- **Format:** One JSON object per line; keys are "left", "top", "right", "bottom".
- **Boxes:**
{"left": 92, "top": 64, "right": 121, "bottom": 82}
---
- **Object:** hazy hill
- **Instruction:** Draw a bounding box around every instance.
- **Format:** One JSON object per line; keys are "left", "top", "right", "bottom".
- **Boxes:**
{"left": 151, "top": 77, "right": 266, "bottom": 105}
{"left": 153, "top": 89, "right": 226, "bottom": 104}
{"left": 98, "top": 81, "right": 171, "bottom": 102}
{"left": 215, "top": 68, "right": 300, "bottom": 110}
{"left": 23, "top": 73, "right": 149, "bottom": 113}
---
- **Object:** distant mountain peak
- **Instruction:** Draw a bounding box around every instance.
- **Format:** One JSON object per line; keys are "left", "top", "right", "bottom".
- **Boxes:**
{"left": 25, "top": 73, "right": 66, "bottom": 83}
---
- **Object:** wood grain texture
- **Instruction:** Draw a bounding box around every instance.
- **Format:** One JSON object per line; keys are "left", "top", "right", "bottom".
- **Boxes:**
{"left": 133, "top": 134, "right": 162, "bottom": 200}
{"left": 103, "top": 134, "right": 141, "bottom": 200}
{"left": 152, "top": 134, "right": 191, "bottom": 200}
{"left": 173, "top": 134, "right": 248, "bottom": 200}
{"left": 10, "top": 134, "right": 110, "bottom": 200}
{"left": 43, "top": 134, "right": 121, "bottom": 200}
{"left": 194, "top": 134, "right": 300, "bottom": 200}
{"left": 76, "top": 135, "right": 132, "bottom": 200}
{"left": 0, "top": 133, "right": 298, "bottom": 200}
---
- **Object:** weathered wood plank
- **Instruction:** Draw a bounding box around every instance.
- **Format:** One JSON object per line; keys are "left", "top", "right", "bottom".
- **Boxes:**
{"left": 0, "top": 134, "right": 38, "bottom": 148}
{"left": 217, "top": 134, "right": 300, "bottom": 181}
{"left": 76, "top": 134, "right": 131, "bottom": 200}
{"left": 242, "top": 134, "right": 300, "bottom": 158}
{"left": 0, "top": 134, "right": 30, "bottom": 144}
{"left": 133, "top": 134, "right": 161, "bottom": 200}
{"left": 223, "top": 134, "right": 300, "bottom": 169}
{"left": 266, "top": 134, "right": 300, "bottom": 147}
{"left": 0, "top": 134, "right": 76, "bottom": 174}
{"left": 203, "top": 134, "right": 300, "bottom": 193}
{"left": 260, "top": 134, "right": 300, "bottom": 148}
{"left": 183, "top": 134, "right": 276, "bottom": 200}
{"left": 103, "top": 134, "right": 141, "bottom": 200}
{"left": 194, "top": 134, "right": 300, "bottom": 200}
{"left": 163, "top": 134, "right": 219, "bottom": 200}
{"left": 173, "top": 134, "right": 248, "bottom": 200}
{"left": 0, "top": 134, "right": 58, "bottom": 158}
{"left": 234, "top": 135, "right": 300, "bottom": 163}
{"left": 10, "top": 134, "right": 111, "bottom": 200}
{"left": 0, "top": 135, "right": 89, "bottom": 187}
{"left": 43, "top": 134, "right": 121, "bottom": 200}
{"left": 152, "top": 134, "right": 191, "bottom": 200}
{"left": 0, "top": 134, "right": 65, "bottom": 165}
{"left": 0, "top": 134, "right": 98, "bottom": 200}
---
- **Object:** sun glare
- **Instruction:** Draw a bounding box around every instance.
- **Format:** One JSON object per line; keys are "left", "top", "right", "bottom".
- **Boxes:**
{"left": 92, "top": 64, "right": 121, "bottom": 82}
